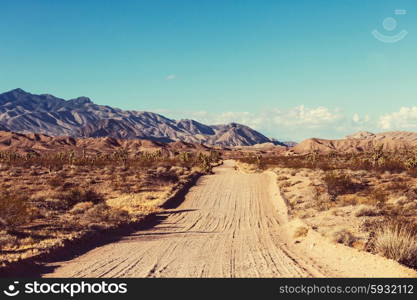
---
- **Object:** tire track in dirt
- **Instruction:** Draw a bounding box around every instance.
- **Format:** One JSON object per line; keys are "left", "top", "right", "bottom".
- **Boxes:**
{"left": 44, "top": 160, "right": 414, "bottom": 278}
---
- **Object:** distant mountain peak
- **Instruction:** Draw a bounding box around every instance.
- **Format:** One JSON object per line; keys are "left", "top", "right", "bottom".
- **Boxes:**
{"left": 0, "top": 89, "right": 280, "bottom": 146}
{"left": 68, "top": 96, "right": 92, "bottom": 105}
{"left": 6, "top": 88, "right": 29, "bottom": 95}
{"left": 12, "top": 88, "right": 26, "bottom": 92}
{"left": 345, "top": 131, "right": 376, "bottom": 139}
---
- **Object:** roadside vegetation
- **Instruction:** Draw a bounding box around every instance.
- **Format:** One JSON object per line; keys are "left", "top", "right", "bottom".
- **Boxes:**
{"left": 236, "top": 148, "right": 417, "bottom": 269}
{"left": 237, "top": 146, "right": 417, "bottom": 175}
{"left": 0, "top": 149, "right": 221, "bottom": 268}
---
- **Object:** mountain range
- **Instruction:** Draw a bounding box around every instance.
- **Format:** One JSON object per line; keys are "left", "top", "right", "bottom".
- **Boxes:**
{"left": 0, "top": 89, "right": 279, "bottom": 147}
{"left": 291, "top": 131, "right": 417, "bottom": 154}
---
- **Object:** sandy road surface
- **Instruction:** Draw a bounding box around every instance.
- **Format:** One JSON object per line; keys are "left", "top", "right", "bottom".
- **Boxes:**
{"left": 44, "top": 161, "right": 416, "bottom": 278}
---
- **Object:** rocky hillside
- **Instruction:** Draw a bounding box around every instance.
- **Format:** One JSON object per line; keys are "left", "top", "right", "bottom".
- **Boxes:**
{"left": 0, "top": 89, "right": 273, "bottom": 146}
{"left": 291, "top": 131, "right": 417, "bottom": 154}
{"left": 0, "top": 130, "right": 212, "bottom": 155}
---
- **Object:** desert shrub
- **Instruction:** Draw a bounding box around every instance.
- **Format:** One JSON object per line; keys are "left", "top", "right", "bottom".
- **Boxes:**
{"left": 58, "top": 188, "right": 104, "bottom": 209}
{"left": 331, "top": 229, "right": 357, "bottom": 246}
{"left": 371, "top": 188, "right": 389, "bottom": 207}
{"left": 234, "top": 148, "right": 417, "bottom": 174}
{"left": 170, "top": 166, "right": 185, "bottom": 176}
{"left": 354, "top": 205, "right": 380, "bottom": 217}
{"left": 386, "top": 180, "right": 409, "bottom": 192}
{"left": 293, "top": 226, "right": 309, "bottom": 238}
{"left": 146, "top": 171, "right": 179, "bottom": 186}
{"left": 0, "top": 149, "right": 219, "bottom": 174}
{"left": 323, "top": 172, "right": 365, "bottom": 200}
{"left": 156, "top": 166, "right": 168, "bottom": 174}
{"left": 407, "top": 168, "right": 417, "bottom": 178}
{"left": 405, "top": 188, "right": 417, "bottom": 201}
{"left": 0, "top": 191, "right": 31, "bottom": 231}
{"left": 279, "top": 181, "right": 292, "bottom": 188}
{"left": 111, "top": 175, "right": 135, "bottom": 193}
{"left": 0, "top": 230, "right": 18, "bottom": 247}
{"left": 47, "top": 175, "right": 64, "bottom": 188}
{"left": 83, "top": 203, "right": 129, "bottom": 226}
{"left": 374, "top": 158, "right": 404, "bottom": 173}
{"left": 69, "top": 201, "right": 94, "bottom": 215}
{"left": 315, "top": 197, "right": 333, "bottom": 211}
{"left": 336, "top": 195, "right": 359, "bottom": 206}
{"left": 373, "top": 220, "right": 417, "bottom": 268}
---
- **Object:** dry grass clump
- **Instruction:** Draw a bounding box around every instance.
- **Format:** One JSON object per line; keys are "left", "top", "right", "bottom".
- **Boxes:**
{"left": 354, "top": 205, "right": 380, "bottom": 217}
{"left": 146, "top": 170, "right": 179, "bottom": 186}
{"left": 69, "top": 202, "right": 94, "bottom": 215}
{"left": 373, "top": 220, "right": 417, "bottom": 268}
{"left": 323, "top": 171, "right": 365, "bottom": 200}
{"left": 293, "top": 226, "right": 309, "bottom": 238}
{"left": 336, "top": 188, "right": 389, "bottom": 208}
{"left": 107, "top": 192, "right": 163, "bottom": 218}
{"left": 47, "top": 175, "right": 64, "bottom": 188}
{"left": 170, "top": 166, "right": 186, "bottom": 176}
{"left": 386, "top": 180, "right": 409, "bottom": 193}
{"left": 279, "top": 181, "right": 292, "bottom": 188}
{"left": 81, "top": 204, "right": 129, "bottom": 228}
{"left": 370, "top": 188, "right": 389, "bottom": 207}
{"left": 405, "top": 187, "right": 417, "bottom": 201}
{"left": 331, "top": 228, "right": 357, "bottom": 247}
{"left": 64, "top": 203, "right": 132, "bottom": 232}
{"left": 58, "top": 188, "right": 104, "bottom": 209}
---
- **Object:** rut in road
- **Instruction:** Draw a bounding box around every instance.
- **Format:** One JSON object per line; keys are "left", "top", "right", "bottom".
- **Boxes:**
{"left": 44, "top": 161, "right": 329, "bottom": 277}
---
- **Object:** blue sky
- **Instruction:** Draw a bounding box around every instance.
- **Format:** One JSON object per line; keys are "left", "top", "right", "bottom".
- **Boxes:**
{"left": 1, "top": 0, "right": 416, "bottom": 141}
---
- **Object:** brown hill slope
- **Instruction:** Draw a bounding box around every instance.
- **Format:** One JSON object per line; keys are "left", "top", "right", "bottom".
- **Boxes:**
{"left": 0, "top": 131, "right": 212, "bottom": 155}
{"left": 291, "top": 131, "right": 417, "bottom": 154}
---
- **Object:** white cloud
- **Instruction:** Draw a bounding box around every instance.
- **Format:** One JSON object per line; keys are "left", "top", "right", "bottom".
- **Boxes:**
{"left": 272, "top": 106, "right": 342, "bottom": 128}
{"left": 148, "top": 104, "right": 417, "bottom": 141}
{"left": 153, "top": 104, "right": 417, "bottom": 141}
{"left": 187, "top": 106, "right": 342, "bottom": 129}
{"left": 165, "top": 74, "right": 177, "bottom": 80}
{"left": 352, "top": 113, "right": 360, "bottom": 123}
{"left": 181, "top": 106, "right": 346, "bottom": 141}
{"left": 160, "top": 106, "right": 417, "bottom": 141}
{"left": 352, "top": 112, "right": 370, "bottom": 124}
{"left": 379, "top": 107, "right": 417, "bottom": 130}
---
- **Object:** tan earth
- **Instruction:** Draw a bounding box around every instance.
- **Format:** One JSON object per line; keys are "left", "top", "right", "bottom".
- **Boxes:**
{"left": 291, "top": 131, "right": 417, "bottom": 154}
{"left": 0, "top": 131, "right": 211, "bottom": 155}
{"left": 43, "top": 161, "right": 417, "bottom": 278}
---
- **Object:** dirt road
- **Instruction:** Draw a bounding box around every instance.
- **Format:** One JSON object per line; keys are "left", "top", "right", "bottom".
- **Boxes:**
{"left": 44, "top": 161, "right": 416, "bottom": 278}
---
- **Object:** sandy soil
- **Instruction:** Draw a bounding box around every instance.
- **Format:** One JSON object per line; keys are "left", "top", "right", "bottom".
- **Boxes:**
{"left": 43, "top": 161, "right": 416, "bottom": 278}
